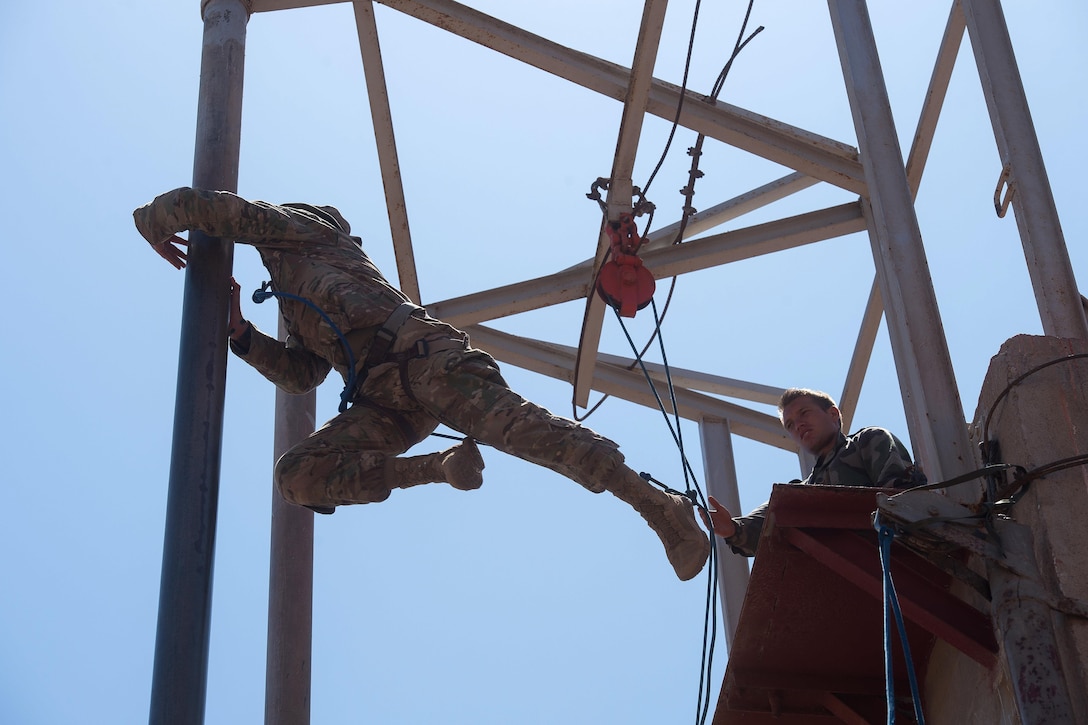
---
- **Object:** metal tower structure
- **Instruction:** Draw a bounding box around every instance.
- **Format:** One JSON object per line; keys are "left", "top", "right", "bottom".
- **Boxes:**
{"left": 148, "top": 1, "right": 1087, "bottom": 723}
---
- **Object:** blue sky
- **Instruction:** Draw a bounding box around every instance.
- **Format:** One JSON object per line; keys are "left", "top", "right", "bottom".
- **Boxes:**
{"left": 2, "top": 2, "right": 1085, "bottom": 723}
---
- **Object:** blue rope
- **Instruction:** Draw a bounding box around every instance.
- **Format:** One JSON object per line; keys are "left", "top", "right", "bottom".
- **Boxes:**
{"left": 252, "top": 283, "right": 357, "bottom": 412}
{"left": 876, "top": 517, "right": 926, "bottom": 725}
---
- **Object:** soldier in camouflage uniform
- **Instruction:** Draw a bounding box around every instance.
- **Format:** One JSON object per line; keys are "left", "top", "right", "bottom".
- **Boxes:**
{"left": 703, "top": 388, "right": 925, "bottom": 556}
{"left": 134, "top": 186, "right": 709, "bottom": 581}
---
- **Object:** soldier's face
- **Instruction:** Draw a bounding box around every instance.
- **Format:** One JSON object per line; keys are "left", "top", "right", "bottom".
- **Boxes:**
{"left": 781, "top": 397, "right": 841, "bottom": 457}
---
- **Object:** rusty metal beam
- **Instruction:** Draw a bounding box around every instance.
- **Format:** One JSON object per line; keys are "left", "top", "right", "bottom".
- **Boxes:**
{"left": 352, "top": 0, "right": 421, "bottom": 302}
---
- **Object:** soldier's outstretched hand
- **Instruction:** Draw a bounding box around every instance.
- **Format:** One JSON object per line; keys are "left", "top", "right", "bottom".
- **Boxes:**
{"left": 701, "top": 495, "right": 738, "bottom": 539}
{"left": 152, "top": 234, "right": 189, "bottom": 270}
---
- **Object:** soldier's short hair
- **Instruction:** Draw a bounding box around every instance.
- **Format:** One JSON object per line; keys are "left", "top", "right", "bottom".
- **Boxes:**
{"left": 777, "top": 388, "right": 837, "bottom": 419}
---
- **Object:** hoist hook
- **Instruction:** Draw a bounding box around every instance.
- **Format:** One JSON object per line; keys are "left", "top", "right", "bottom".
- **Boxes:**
{"left": 596, "top": 212, "right": 656, "bottom": 318}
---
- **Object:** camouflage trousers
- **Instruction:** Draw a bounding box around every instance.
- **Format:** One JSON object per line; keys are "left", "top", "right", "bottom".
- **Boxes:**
{"left": 275, "top": 342, "right": 626, "bottom": 508}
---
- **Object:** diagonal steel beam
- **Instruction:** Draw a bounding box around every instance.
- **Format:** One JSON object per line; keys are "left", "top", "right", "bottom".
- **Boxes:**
{"left": 574, "top": 0, "right": 669, "bottom": 407}
{"left": 353, "top": 0, "right": 421, "bottom": 302}
{"left": 905, "top": 0, "right": 966, "bottom": 195}
{"left": 838, "top": 3, "right": 964, "bottom": 433}
{"left": 426, "top": 202, "right": 866, "bottom": 326}
{"left": 464, "top": 324, "right": 794, "bottom": 450}
{"left": 356, "top": 0, "right": 866, "bottom": 192}
{"left": 639, "top": 171, "right": 820, "bottom": 254}
{"left": 837, "top": 277, "right": 882, "bottom": 433}
{"left": 593, "top": 350, "right": 785, "bottom": 406}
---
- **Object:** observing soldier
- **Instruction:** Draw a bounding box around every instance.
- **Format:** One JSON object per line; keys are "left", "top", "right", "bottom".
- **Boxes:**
{"left": 704, "top": 388, "right": 925, "bottom": 556}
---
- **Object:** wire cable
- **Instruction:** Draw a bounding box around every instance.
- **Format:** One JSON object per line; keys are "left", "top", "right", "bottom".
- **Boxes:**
{"left": 876, "top": 518, "right": 926, "bottom": 725}
{"left": 252, "top": 282, "right": 358, "bottom": 413}
{"left": 981, "top": 352, "right": 1088, "bottom": 459}
{"left": 608, "top": 302, "right": 723, "bottom": 724}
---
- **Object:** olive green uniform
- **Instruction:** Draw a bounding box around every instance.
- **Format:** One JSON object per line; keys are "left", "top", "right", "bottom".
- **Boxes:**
{"left": 724, "top": 427, "right": 926, "bottom": 556}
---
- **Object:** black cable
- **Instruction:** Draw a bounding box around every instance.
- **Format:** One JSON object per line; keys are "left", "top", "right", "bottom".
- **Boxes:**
{"left": 671, "top": 14, "right": 763, "bottom": 247}
{"left": 252, "top": 282, "right": 358, "bottom": 413}
{"left": 640, "top": 0, "right": 705, "bottom": 202}
{"left": 981, "top": 352, "right": 1088, "bottom": 459}
{"left": 608, "top": 303, "right": 724, "bottom": 724}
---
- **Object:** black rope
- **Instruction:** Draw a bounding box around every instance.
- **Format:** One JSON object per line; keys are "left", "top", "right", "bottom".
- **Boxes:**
{"left": 576, "top": 5, "right": 768, "bottom": 720}
{"left": 608, "top": 302, "right": 725, "bottom": 725}
{"left": 671, "top": 3, "right": 763, "bottom": 247}
{"left": 981, "top": 352, "right": 1088, "bottom": 461}
{"left": 640, "top": 0, "right": 705, "bottom": 203}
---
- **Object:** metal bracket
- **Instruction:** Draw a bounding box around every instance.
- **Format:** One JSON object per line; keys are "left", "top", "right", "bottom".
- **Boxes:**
{"left": 994, "top": 163, "right": 1015, "bottom": 218}
{"left": 876, "top": 491, "right": 1088, "bottom": 619}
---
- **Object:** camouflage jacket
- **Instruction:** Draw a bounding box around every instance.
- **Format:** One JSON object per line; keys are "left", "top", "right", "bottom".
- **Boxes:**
{"left": 134, "top": 187, "right": 458, "bottom": 393}
{"left": 724, "top": 427, "right": 926, "bottom": 557}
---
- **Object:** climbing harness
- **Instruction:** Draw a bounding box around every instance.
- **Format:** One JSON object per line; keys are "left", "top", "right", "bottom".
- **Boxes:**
{"left": 595, "top": 212, "right": 656, "bottom": 318}
{"left": 252, "top": 281, "right": 442, "bottom": 412}
{"left": 252, "top": 281, "right": 359, "bottom": 412}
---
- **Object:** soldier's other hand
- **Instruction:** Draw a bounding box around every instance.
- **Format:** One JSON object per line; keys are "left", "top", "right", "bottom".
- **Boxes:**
{"left": 701, "top": 495, "right": 738, "bottom": 539}
{"left": 227, "top": 276, "right": 248, "bottom": 340}
{"left": 153, "top": 234, "right": 189, "bottom": 270}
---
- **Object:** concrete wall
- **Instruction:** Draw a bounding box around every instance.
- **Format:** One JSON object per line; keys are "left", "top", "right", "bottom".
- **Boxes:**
{"left": 922, "top": 334, "right": 1088, "bottom": 723}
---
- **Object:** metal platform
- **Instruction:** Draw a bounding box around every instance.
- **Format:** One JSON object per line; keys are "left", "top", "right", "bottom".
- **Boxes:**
{"left": 714, "top": 484, "right": 997, "bottom": 724}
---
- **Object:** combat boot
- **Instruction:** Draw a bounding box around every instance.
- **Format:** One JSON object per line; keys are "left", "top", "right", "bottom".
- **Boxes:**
{"left": 441, "top": 438, "right": 485, "bottom": 490}
{"left": 607, "top": 469, "right": 710, "bottom": 581}
{"left": 386, "top": 438, "right": 484, "bottom": 491}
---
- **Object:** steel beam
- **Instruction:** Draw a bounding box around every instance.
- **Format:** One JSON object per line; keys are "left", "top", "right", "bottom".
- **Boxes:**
{"left": 464, "top": 324, "right": 793, "bottom": 449}
{"left": 699, "top": 418, "right": 750, "bottom": 648}
{"left": 837, "top": 278, "right": 882, "bottom": 434}
{"left": 573, "top": 0, "right": 668, "bottom": 407}
{"left": 638, "top": 172, "right": 820, "bottom": 255}
{"left": 594, "top": 351, "right": 785, "bottom": 406}
{"left": 828, "top": 0, "right": 976, "bottom": 486}
{"left": 961, "top": 0, "right": 1088, "bottom": 339}
{"left": 427, "top": 202, "right": 866, "bottom": 327}
{"left": 353, "top": 0, "right": 421, "bottom": 303}
{"left": 368, "top": 0, "right": 866, "bottom": 193}
{"left": 905, "top": 1, "right": 966, "bottom": 195}
{"left": 149, "top": 2, "right": 249, "bottom": 723}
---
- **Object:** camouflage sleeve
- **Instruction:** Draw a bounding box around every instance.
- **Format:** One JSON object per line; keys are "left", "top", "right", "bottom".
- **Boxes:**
{"left": 856, "top": 428, "right": 927, "bottom": 489}
{"left": 229, "top": 322, "right": 332, "bottom": 394}
{"left": 723, "top": 501, "right": 769, "bottom": 557}
{"left": 133, "top": 187, "right": 339, "bottom": 249}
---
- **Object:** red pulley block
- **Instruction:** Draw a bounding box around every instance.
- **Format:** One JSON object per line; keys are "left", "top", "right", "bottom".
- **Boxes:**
{"left": 595, "top": 213, "right": 655, "bottom": 317}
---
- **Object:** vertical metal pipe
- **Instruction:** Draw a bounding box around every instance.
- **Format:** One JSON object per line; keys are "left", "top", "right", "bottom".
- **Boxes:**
{"left": 827, "top": 0, "right": 977, "bottom": 489}
{"left": 149, "top": 2, "right": 248, "bottom": 723}
{"left": 698, "top": 418, "right": 749, "bottom": 648}
{"left": 265, "top": 319, "right": 316, "bottom": 725}
{"left": 961, "top": 0, "right": 1088, "bottom": 340}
